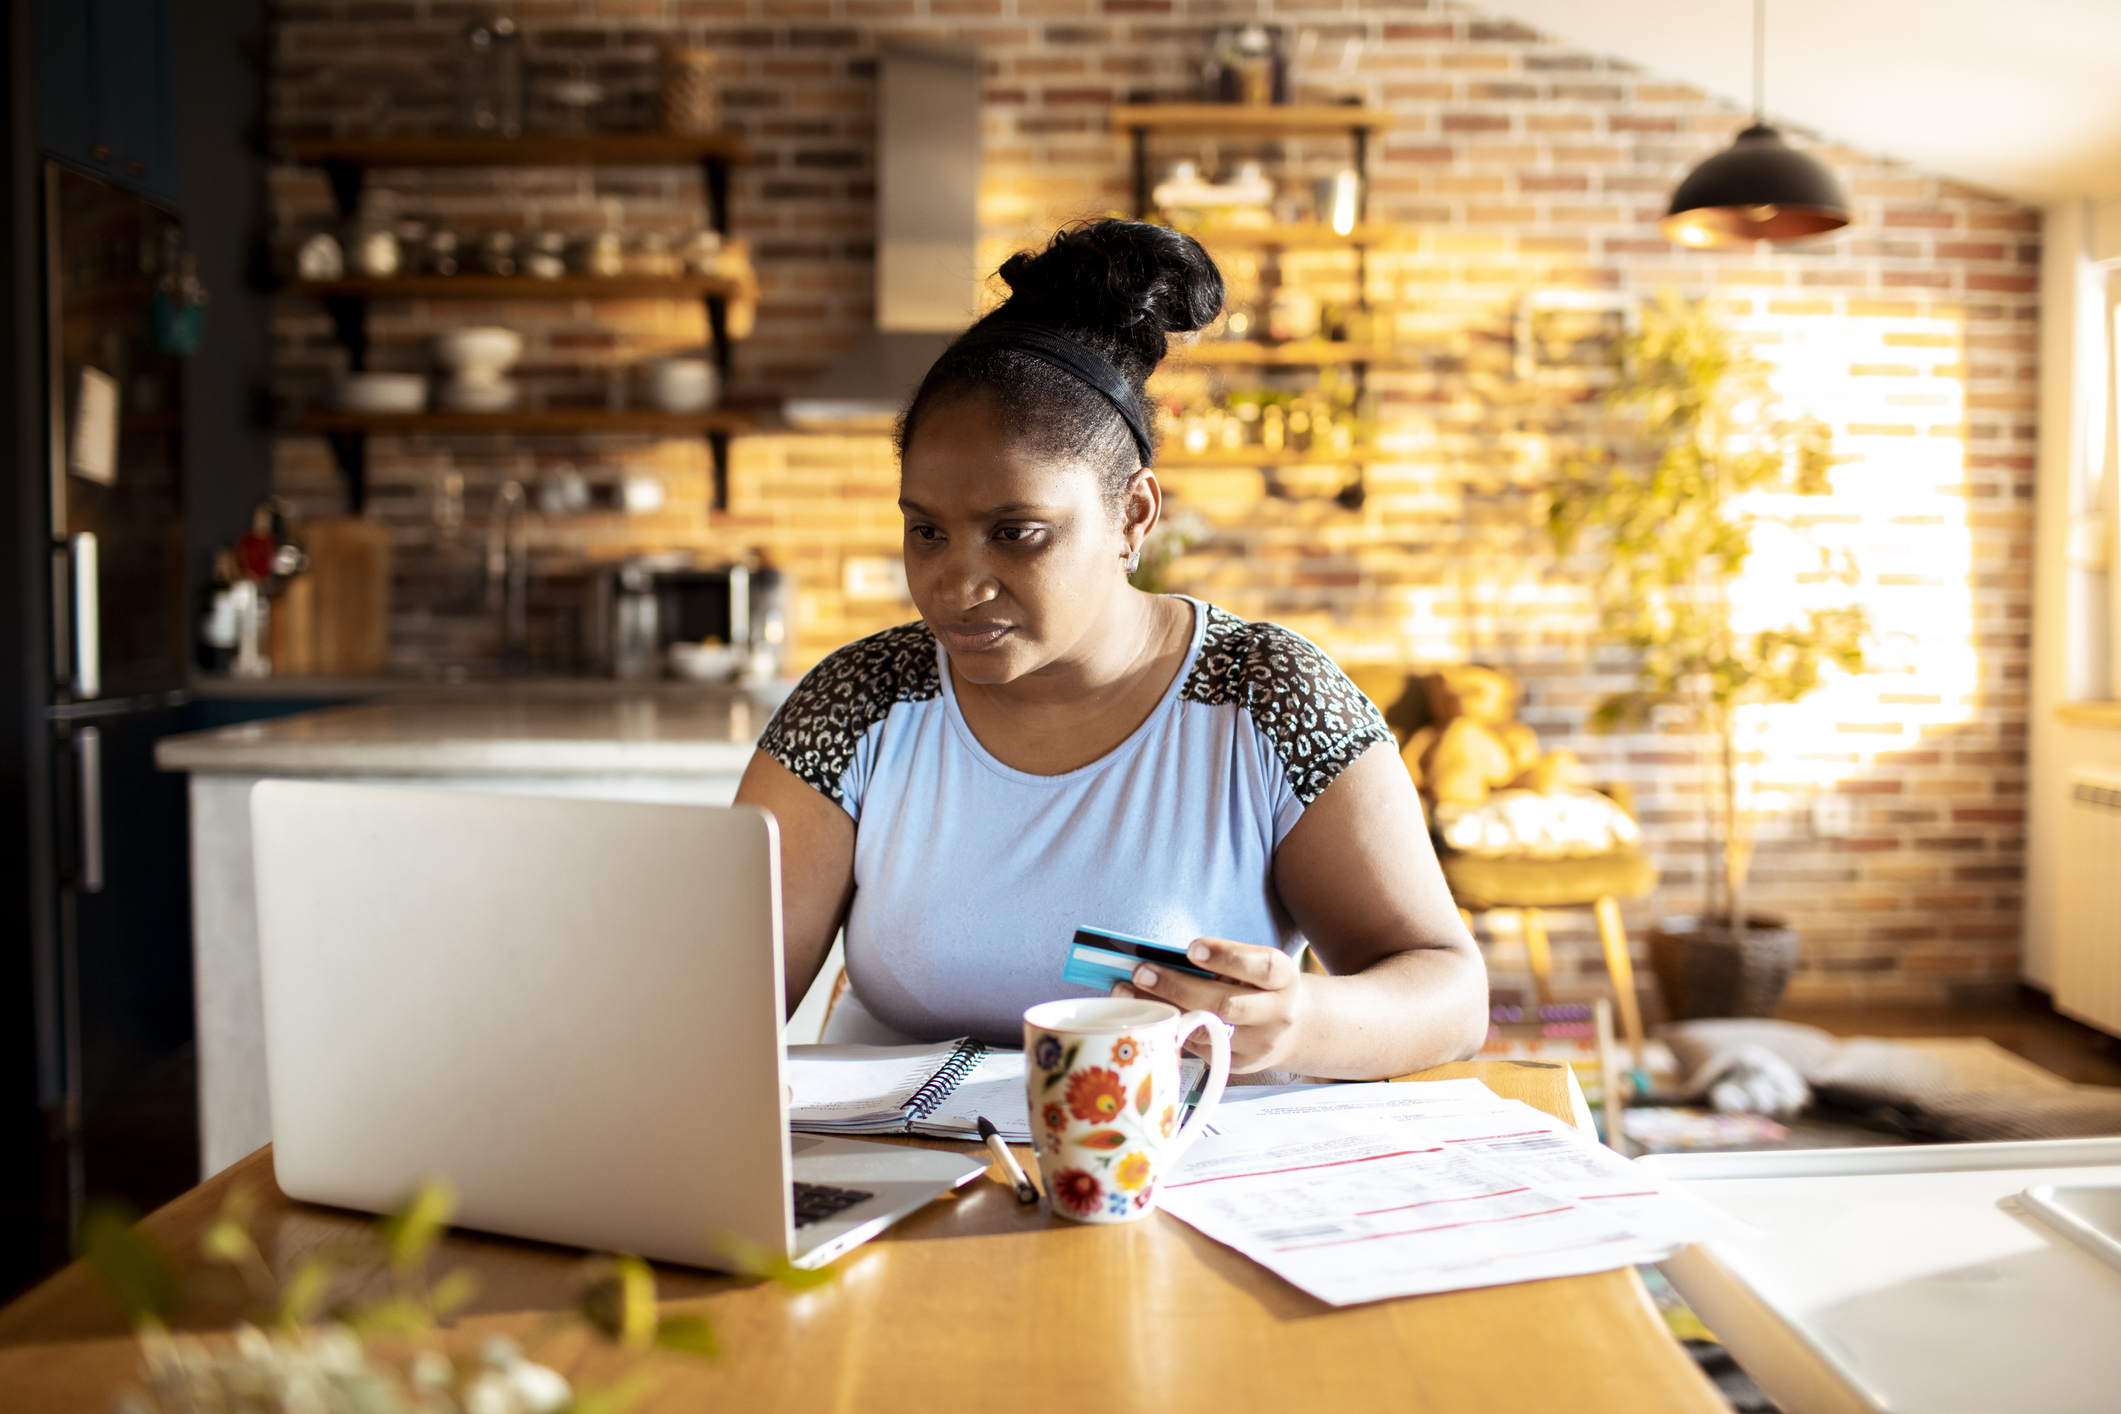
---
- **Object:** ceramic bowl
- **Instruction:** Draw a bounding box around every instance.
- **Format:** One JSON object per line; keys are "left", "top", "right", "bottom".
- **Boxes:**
{"left": 433, "top": 326, "right": 524, "bottom": 380}
{"left": 668, "top": 641, "right": 742, "bottom": 682}
{"left": 647, "top": 356, "right": 717, "bottom": 413}
{"left": 333, "top": 372, "right": 428, "bottom": 413}
{"left": 437, "top": 378, "right": 520, "bottom": 413}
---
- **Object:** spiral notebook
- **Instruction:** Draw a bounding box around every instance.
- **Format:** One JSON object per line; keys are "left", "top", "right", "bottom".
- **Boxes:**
{"left": 787, "top": 1040, "right": 1031, "bottom": 1142}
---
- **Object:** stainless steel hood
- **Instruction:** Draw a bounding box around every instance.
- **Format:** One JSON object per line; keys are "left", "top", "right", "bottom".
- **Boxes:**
{"left": 783, "top": 44, "right": 980, "bottom": 432}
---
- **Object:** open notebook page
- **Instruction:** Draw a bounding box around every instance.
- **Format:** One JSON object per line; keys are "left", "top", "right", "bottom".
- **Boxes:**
{"left": 786, "top": 1042, "right": 963, "bottom": 1126}
{"left": 911, "top": 1050, "right": 1030, "bottom": 1140}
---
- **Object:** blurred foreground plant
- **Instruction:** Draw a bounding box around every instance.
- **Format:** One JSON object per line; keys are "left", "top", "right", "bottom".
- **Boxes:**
{"left": 81, "top": 1178, "right": 831, "bottom": 1414}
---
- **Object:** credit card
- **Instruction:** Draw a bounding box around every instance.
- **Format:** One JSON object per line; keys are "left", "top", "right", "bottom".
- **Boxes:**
{"left": 1061, "top": 925, "right": 1217, "bottom": 992}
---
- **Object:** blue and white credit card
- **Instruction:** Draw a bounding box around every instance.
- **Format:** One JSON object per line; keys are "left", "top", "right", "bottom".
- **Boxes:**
{"left": 1062, "top": 925, "right": 1217, "bottom": 991}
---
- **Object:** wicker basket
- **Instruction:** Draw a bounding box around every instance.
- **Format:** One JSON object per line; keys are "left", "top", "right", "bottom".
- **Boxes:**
{"left": 1648, "top": 915, "right": 1800, "bottom": 1020}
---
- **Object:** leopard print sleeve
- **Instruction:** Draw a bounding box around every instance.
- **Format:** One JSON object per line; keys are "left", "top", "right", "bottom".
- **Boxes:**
{"left": 1180, "top": 605, "right": 1394, "bottom": 805}
{"left": 757, "top": 621, "right": 943, "bottom": 808}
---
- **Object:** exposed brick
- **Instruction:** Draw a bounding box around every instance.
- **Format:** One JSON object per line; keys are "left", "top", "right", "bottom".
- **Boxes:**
{"left": 264, "top": 3, "right": 2037, "bottom": 1006}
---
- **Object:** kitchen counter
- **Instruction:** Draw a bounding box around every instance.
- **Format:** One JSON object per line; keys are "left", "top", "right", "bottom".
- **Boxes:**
{"left": 184, "top": 671, "right": 800, "bottom": 702}
{"left": 158, "top": 687, "right": 774, "bottom": 777}
{"left": 158, "top": 683, "right": 782, "bottom": 1178}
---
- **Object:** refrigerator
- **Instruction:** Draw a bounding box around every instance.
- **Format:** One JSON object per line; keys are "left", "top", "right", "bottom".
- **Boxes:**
{"left": 34, "top": 160, "right": 196, "bottom": 1237}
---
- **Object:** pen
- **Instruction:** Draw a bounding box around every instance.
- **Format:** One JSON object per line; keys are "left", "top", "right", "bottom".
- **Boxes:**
{"left": 976, "top": 1116, "right": 1039, "bottom": 1204}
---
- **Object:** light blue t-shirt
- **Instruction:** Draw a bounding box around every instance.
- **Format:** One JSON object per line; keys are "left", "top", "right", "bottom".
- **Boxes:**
{"left": 758, "top": 597, "right": 1393, "bottom": 1048}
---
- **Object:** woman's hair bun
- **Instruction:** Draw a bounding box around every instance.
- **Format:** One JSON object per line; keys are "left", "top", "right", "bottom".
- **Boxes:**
{"left": 995, "top": 221, "right": 1224, "bottom": 344}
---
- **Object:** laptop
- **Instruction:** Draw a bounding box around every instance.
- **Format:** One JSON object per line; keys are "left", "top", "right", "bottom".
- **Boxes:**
{"left": 250, "top": 779, "right": 988, "bottom": 1270}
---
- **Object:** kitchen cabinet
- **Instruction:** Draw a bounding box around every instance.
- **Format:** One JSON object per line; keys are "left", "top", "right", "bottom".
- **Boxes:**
{"left": 155, "top": 683, "right": 774, "bottom": 1177}
{"left": 35, "top": 0, "right": 179, "bottom": 205}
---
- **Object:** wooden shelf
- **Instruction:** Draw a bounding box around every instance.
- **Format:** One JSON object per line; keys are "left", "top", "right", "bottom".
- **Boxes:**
{"left": 1113, "top": 104, "right": 1383, "bottom": 135}
{"left": 286, "top": 133, "right": 749, "bottom": 169}
{"left": 295, "top": 409, "right": 752, "bottom": 436}
{"left": 1160, "top": 446, "right": 1370, "bottom": 466}
{"left": 283, "top": 133, "right": 752, "bottom": 516}
{"left": 2058, "top": 702, "right": 2121, "bottom": 730}
{"left": 1187, "top": 223, "right": 1407, "bottom": 250}
{"left": 1169, "top": 341, "right": 1396, "bottom": 366}
{"left": 290, "top": 274, "right": 747, "bottom": 301}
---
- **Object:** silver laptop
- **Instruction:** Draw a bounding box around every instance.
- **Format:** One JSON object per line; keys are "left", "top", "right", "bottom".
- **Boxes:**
{"left": 250, "top": 780, "right": 986, "bottom": 1270}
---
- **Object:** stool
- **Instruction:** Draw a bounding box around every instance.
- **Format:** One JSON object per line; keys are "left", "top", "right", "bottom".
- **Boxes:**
{"left": 1440, "top": 847, "right": 1657, "bottom": 1070}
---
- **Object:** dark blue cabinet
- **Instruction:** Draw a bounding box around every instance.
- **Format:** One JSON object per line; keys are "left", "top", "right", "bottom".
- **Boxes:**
{"left": 35, "top": 0, "right": 179, "bottom": 206}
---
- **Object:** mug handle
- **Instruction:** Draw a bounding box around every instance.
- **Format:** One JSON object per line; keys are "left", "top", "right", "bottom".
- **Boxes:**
{"left": 1164, "top": 1011, "right": 1233, "bottom": 1161}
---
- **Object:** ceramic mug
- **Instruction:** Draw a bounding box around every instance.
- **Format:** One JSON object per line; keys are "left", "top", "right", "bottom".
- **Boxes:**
{"left": 647, "top": 356, "right": 717, "bottom": 413}
{"left": 1023, "top": 997, "right": 1231, "bottom": 1224}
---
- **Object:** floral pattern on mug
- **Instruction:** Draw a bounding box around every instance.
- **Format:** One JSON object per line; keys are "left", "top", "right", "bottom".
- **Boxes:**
{"left": 1051, "top": 1168, "right": 1102, "bottom": 1216}
{"left": 1066, "top": 1068, "right": 1127, "bottom": 1123}
{"left": 1027, "top": 998, "right": 1231, "bottom": 1226}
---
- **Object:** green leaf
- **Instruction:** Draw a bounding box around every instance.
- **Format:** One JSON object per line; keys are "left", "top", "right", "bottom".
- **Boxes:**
{"left": 201, "top": 1186, "right": 260, "bottom": 1265}
{"left": 567, "top": 1369, "right": 659, "bottom": 1414}
{"left": 653, "top": 1312, "right": 719, "bottom": 1359}
{"left": 1041, "top": 1042, "right": 1082, "bottom": 1090}
{"left": 378, "top": 1176, "right": 456, "bottom": 1274}
{"left": 429, "top": 1266, "right": 479, "bottom": 1319}
{"left": 708, "top": 1234, "right": 836, "bottom": 1291}
{"left": 77, "top": 1202, "right": 181, "bottom": 1327}
{"left": 341, "top": 1295, "right": 431, "bottom": 1336}
{"left": 579, "top": 1254, "right": 658, "bottom": 1348}
{"left": 200, "top": 1216, "right": 255, "bottom": 1265}
{"left": 1076, "top": 1130, "right": 1127, "bottom": 1150}
{"left": 275, "top": 1254, "right": 337, "bottom": 1329}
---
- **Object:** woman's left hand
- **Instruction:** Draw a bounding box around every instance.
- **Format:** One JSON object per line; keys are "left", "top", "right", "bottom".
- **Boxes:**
{"left": 1112, "top": 936, "right": 1308, "bottom": 1074}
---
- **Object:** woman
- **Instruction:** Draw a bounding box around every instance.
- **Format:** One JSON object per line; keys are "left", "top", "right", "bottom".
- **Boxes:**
{"left": 737, "top": 221, "right": 1486, "bottom": 1079}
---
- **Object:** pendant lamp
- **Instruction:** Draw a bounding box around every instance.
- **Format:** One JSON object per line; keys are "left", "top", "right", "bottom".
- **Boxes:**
{"left": 1661, "top": 0, "right": 1849, "bottom": 248}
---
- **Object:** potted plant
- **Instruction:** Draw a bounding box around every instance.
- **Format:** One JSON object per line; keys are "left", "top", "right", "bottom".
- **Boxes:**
{"left": 1547, "top": 293, "right": 1868, "bottom": 1020}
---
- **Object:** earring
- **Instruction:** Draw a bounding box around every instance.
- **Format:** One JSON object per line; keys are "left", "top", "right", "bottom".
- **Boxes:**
{"left": 1125, "top": 548, "right": 1142, "bottom": 574}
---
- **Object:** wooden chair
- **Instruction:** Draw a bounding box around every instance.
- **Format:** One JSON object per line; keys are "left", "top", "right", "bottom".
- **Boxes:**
{"left": 1441, "top": 846, "right": 1655, "bottom": 1070}
{"left": 1338, "top": 666, "right": 1654, "bottom": 1073}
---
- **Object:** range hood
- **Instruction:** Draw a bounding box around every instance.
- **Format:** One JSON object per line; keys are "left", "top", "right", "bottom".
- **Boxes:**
{"left": 783, "top": 44, "right": 981, "bottom": 431}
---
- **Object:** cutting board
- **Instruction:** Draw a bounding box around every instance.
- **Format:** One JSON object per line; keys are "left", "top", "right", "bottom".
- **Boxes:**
{"left": 303, "top": 515, "right": 392, "bottom": 676}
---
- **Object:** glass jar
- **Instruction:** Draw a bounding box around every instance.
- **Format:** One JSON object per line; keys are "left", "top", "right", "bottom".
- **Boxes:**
{"left": 523, "top": 230, "right": 567, "bottom": 280}
{"left": 476, "top": 230, "right": 517, "bottom": 277}
{"left": 458, "top": 18, "right": 522, "bottom": 137}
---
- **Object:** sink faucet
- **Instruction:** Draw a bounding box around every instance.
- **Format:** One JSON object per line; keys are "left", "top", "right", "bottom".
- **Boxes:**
{"left": 485, "top": 479, "right": 529, "bottom": 674}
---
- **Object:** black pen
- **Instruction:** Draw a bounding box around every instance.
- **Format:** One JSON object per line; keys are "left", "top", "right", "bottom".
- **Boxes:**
{"left": 976, "top": 1116, "right": 1039, "bottom": 1204}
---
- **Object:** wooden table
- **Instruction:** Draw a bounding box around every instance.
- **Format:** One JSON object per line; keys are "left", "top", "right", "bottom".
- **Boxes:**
{"left": 0, "top": 1061, "right": 1722, "bottom": 1412}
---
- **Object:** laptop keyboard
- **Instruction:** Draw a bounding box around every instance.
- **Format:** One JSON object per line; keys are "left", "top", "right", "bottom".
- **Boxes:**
{"left": 792, "top": 1181, "right": 875, "bottom": 1228}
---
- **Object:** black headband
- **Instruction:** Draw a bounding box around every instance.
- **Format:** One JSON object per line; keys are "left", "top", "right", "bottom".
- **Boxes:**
{"left": 949, "top": 322, "right": 1156, "bottom": 469}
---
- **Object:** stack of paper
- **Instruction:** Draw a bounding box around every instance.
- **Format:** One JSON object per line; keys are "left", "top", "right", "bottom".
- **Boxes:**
{"left": 1156, "top": 1078, "right": 1756, "bottom": 1307}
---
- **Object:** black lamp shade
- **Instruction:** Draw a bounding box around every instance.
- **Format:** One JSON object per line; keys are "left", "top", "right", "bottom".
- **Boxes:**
{"left": 1661, "top": 124, "right": 1850, "bottom": 247}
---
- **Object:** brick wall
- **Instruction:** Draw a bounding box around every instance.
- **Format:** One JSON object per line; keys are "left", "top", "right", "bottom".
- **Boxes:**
{"left": 266, "top": 0, "right": 2037, "bottom": 1007}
